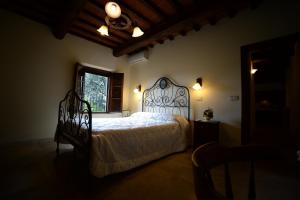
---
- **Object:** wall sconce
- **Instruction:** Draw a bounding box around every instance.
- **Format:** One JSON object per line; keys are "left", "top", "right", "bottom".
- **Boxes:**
{"left": 250, "top": 60, "right": 257, "bottom": 74}
{"left": 251, "top": 68, "right": 258, "bottom": 74}
{"left": 192, "top": 78, "right": 202, "bottom": 90}
{"left": 133, "top": 84, "right": 141, "bottom": 93}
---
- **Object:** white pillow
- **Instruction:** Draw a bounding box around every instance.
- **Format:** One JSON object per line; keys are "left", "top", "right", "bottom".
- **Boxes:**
{"left": 131, "top": 112, "right": 175, "bottom": 121}
{"left": 150, "top": 112, "right": 175, "bottom": 121}
{"left": 130, "top": 112, "right": 153, "bottom": 118}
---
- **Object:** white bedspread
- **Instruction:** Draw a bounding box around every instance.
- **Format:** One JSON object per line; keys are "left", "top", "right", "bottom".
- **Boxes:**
{"left": 89, "top": 112, "right": 189, "bottom": 177}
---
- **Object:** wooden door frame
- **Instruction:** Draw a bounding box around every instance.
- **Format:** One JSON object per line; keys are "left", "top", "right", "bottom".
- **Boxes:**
{"left": 240, "top": 33, "right": 300, "bottom": 145}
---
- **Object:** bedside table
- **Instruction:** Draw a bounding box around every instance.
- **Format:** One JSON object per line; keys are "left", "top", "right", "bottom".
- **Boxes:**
{"left": 122, "top": 110, "right": 130, "bottom": 117}
{"left": 193, "top": 120, "right": 220, "bottom": 150}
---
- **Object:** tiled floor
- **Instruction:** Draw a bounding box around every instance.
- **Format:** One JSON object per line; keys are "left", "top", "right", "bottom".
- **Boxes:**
{"left": 1, "top": 140, "right": 300, "bottom": 200}
{"left": 0, "top": 140, "right": 196, "bottom": 200}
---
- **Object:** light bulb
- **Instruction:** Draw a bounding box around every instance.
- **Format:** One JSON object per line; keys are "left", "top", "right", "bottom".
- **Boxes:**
{"left": 132, "top": 26, "right": 144, "bottom": 37}
{"left": 251, "top": 69, "right": 257, "bottom": 74}
{"left": 97, "top": 25, "right": 109, "bottom": 36}
{"left": 105, "top": 2, "right": 121, "bottom": 19}
{"left": 192, "top": 83, "right": 202, "bottom": 90}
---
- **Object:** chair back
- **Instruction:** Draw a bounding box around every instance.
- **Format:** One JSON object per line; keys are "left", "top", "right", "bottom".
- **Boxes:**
{"left": 191, "top": 142, "right": 280, "bottom": 200}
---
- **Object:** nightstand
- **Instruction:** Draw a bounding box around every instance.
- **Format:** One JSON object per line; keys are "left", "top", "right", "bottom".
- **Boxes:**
{"left": 193, "top": 120, "right": 220, "bottom": 150}
{"left": 122, "top": 110, "right": 130, "bottom": 117}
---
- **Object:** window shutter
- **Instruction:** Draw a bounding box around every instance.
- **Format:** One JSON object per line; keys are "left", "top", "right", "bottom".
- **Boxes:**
{"left": 108, "top": 73, "right": 124, "bottom": 112}
{"left": 74, "top": 63, "right": 85, "bottom": 97}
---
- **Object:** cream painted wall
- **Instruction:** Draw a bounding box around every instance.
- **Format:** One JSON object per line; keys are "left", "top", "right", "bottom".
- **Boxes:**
{"left": 0, "top": 9, "right": 129, "bottom": 143}
{"left": 128, "top": 0, "right": 300, "bottom": 145}
{"left": 1, "top": 0, "right": 299, "bottom": 145}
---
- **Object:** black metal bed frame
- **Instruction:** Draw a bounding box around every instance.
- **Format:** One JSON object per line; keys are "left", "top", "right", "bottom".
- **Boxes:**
{"left": 55, "top": 90, "right": 92, "bottom": 157}
{"left": 142, "top": 77, "right": 190, "bottom": 120}
{"left": 55, "top": 77, "right": 190, "bottom": 172}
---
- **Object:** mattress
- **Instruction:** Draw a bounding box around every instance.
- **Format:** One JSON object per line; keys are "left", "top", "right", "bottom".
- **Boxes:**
{"left": 89, "top": 112, "right": 189, "bottom": 177}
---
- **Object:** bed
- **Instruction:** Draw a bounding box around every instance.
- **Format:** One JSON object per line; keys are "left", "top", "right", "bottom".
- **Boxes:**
{"left": 55, "top": 77, "right": 190, "bottom": 177}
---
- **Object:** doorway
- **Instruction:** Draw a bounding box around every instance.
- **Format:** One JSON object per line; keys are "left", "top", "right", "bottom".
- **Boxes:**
{"left": 241, "top": 33, "right": 300, "bottom": 145}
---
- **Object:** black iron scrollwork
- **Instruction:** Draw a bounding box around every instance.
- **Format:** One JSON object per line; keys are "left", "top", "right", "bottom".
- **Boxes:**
{"left": 142, "top": 77, "right": 190, "bottom": 120}
{"left": 56, "top": 90, "right": 92, "bottom": 154}
{"left": 159, "top": 78, "right": 168, "bottom": 89}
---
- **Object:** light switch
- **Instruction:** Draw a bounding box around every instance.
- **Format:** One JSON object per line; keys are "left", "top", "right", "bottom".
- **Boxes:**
{"left": 229, "top": 95, "right": 239, "bottom": 101}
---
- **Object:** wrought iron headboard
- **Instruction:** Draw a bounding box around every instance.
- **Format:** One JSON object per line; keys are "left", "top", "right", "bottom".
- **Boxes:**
{"left": 142, "top": 77, "right": 190, "bottom": 120}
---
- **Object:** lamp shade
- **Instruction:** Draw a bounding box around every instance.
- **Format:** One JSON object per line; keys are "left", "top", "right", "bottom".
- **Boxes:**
{"left": 192, "top": 78, "right": 202, "bottom": 90}
{"left": 105, "top": 2, "right": 121, "bottom": 19}
{"left": 251, "top": 69, "right": 258, "bottom": 74}
{"left": 192, "top": 83, "right": 202, "bottom": 90}
{"left": 132, "top": 26, "right": 144, "bottom": 37}
{"left": 133, "top": 85, "right": 141, "bottom": 93}
{"left": 97, "top": 25, "right": 109, "bottom": 36}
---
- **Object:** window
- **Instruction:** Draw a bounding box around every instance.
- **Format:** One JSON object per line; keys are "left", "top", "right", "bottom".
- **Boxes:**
{"left": 74, "top": 63, "right": 124, "bottom": 113}
{"left": 82, "top": 72, "right": 108, "bottom": 112}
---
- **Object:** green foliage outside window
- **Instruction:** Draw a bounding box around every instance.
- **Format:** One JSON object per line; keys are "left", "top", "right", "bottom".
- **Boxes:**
{"left": 83, "top": 72, "right": 108, "bottom": 112}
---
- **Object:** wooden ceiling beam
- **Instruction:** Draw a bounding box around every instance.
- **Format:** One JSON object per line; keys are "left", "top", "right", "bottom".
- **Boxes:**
{"left": 69, "top": 30, "right": 113, "bottom": 48}
{"left": 208, "top": 16, "right": 218, "bottom": 25}
{"left": 157, "top": 39, "right": 164, "bottom": 44}
{"left": 143, "top": 0, "right": 168, "bottom": 18}
{"left": 192, "top": 24, "right": 202, "bottom": 31}
{"left": 227, "top": 8, "right": 238, "bottom": 18}
{"left": 180, "top": 30, "right": 187, "bottom": 36}
{"left": 39, "top": 0, "right": 63, "bottom": 10}
{"left": 16, "top": 0, "right": 60, "bottom": 19}
{"left": 113, "top": 0, "right": 153, "bottom": 28}
{"left": 75, "top": 18, "right": 127, "bottom": 42}
{"left": 170, "top": 0, "right": 184, "bottom": 13}
{"left": 72, "top": 20, "right": 124, "bottom": 44}
{"left": 70, "top": 24, "right": 118, "bottom": 47}
{"left": 250, "top": 0, "right": 262, "bottom": 9}
{"left": 112, "top": 5, "right": 210, "bottom": 56}
{"left": 119, "top": 0, "right": 165, "bottom": 23}
{"left": 168, "top": 35, "right": 174, "bottom": 41}
{"left": 52, "top": 0, "right": 87, "bottom": 39}
{"left": 28, "top": 0, "right": 62, "bottom": 18}
{"left": 113, "top": 14, "right": 191, "bottom": 56}
{"left": 1, "top": 1, "right": 55, "bottom": 26}
{"left": 113, "top": 0, "right": 251, "bottom": 56}
{"left": 85, "top": 0, "right": 106, "bottom": 16}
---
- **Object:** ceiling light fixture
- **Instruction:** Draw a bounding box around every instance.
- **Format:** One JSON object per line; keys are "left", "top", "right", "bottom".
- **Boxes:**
{"left": 97, "top": 1, "right": 144, "bottom": 38}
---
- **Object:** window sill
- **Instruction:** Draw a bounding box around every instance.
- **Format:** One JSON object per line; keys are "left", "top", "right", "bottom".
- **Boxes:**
{"left": 93, "top": 112, "right": 122, "bottom": 118}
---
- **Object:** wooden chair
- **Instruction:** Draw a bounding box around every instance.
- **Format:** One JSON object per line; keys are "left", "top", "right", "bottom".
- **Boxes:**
{"left": 191, "top": 142, "right": 281, "bottom": 200}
